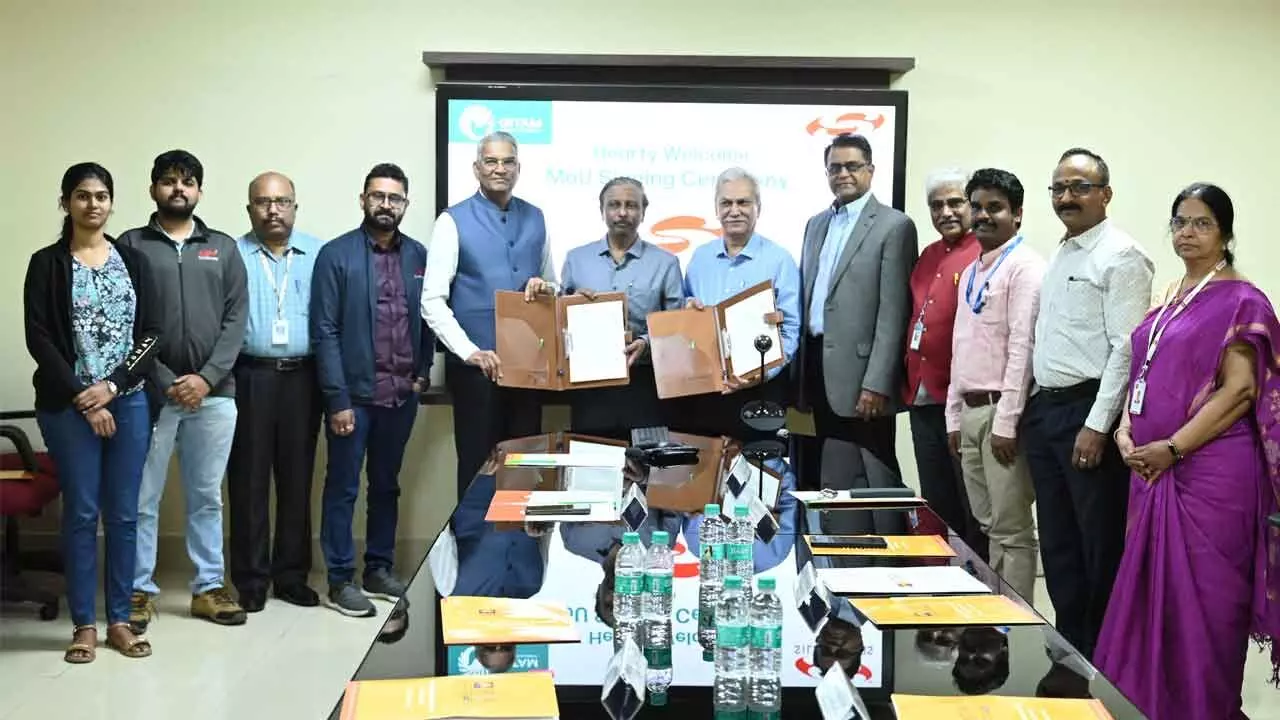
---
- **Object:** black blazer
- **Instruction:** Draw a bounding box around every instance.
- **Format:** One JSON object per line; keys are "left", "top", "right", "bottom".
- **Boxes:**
{"left": 24, "top": 236, "right": 163, "bottom": 413}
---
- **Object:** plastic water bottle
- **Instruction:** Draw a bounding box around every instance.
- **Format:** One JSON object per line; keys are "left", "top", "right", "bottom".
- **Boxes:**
{"left": 642, "top": 530, "right": 674, "bottom": 705}
{"left": 748, "top": 577, "right": 783, "bottom": 719}
{"left": 698, "top": 504, "right": 726, "bottom": 661}
{"left": 714, "top": 575, "right": 750, "bottom": 716}
{"left": 613, "top": 531, "right": 645, "bottom": 651}
{"left": 728, "top": 504, "right": 755, "bottom": 582}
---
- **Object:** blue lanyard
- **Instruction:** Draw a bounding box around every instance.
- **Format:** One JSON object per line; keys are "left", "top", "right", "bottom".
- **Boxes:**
{"left": 964, "top": 236, "right": 1023, "bottom": 313}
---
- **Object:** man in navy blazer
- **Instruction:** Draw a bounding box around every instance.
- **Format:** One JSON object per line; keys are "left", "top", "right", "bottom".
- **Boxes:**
{"left": 310, "top": 163, "right": 434, "bottom": 618}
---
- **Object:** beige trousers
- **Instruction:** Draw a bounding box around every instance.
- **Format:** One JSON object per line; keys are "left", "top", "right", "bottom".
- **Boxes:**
{"left": 958, "top": 403, "right": 1039, "bottom": 601}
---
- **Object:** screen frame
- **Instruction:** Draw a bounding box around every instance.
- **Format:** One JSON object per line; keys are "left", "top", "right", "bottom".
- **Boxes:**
{"left": 434, "top": 82, "right": 910, "bottom": 217}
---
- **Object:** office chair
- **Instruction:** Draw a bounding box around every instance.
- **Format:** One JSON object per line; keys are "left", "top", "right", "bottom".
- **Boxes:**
{"left": 0, "top": 416, "right": 62, "bottom": 620}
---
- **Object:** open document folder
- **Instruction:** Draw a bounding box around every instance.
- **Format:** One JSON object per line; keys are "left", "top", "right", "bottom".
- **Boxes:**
{"left": 494, "top": 290, "right": 629, "bottom": 390}
{"left": 851, "top": 594, "right": 1043, "bottom": 627}
{"left": 816, "top": 566, "right": 991, "bottom": 596}
{"left": 339, "top": 672, "right": 559, "bottom": 720}
{"left": 441, "top": 596, "right": 580, "bottom": 645}
{"left": 891, "top": 694, "right": 1115, "bottom": 720}
{"left": 485, "top": 489, "right": 620, "bottom": 523}
{"left": 648, "top": 279, "right": 783, "bottom": 398}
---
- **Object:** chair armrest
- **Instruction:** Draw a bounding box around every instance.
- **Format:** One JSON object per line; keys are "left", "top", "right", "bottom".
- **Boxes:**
{"left": 0, "top": 425, "right": 39, "bottom": 472}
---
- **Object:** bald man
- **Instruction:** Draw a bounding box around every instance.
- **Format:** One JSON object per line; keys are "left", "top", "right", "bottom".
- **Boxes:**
{"left": 227, "top": 172, "right": 325, "bottom": 611}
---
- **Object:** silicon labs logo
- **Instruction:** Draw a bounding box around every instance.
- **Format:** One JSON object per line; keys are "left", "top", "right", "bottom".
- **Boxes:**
{"left": 650, "top": 215, "right": 722, "bottom": 255}
{"left": 449, "top": 100, "right": 553, "bottom": 144}
{"left": 805, "top": 112, "right": 887, "bottom": 137}
{"left": 448, "top": 643, "right": 550, "bottom": 675}
{"left": 794, "top": 656, "right": 874, "bottom": 682}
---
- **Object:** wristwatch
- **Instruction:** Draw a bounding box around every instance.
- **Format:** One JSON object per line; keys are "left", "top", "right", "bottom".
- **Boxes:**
{"left": 105, "top": 380, "right": 118, "bottom": 396}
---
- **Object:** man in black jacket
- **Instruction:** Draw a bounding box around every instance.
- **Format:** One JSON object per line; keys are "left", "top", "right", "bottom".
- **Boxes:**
{"left": 116, "top": 149, "right": 249, "bottom": 630}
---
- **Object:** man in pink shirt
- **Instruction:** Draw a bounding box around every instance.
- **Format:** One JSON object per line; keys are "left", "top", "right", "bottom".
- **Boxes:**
{"left": 945, "top": 168, "right": 1044, "bottom": 602}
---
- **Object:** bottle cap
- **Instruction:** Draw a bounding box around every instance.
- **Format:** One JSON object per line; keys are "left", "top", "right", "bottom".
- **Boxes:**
{"left": 705, "top": 503, "right": 720, "bottom": 516}
{"left": 650, "top": 691, "right": 668, "bottom": 706}
{"left": 651, "top": 530, "right": 669, "bottom": 546}
{"left": 758, "top": 577, "right": 776, "bottom": 591}
{"left": 622, "top": 531, "right": 640, "bottom": 545}
{"left": 734, "top": 504, "right": 749, "bottom": 518}
{"left": 724, "top": 575, "right": 743, "bottom": 589}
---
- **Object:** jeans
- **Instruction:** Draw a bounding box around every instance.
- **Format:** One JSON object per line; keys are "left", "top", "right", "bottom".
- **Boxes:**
{"left": 134, "top": 397, "right": 238, "bottom": 595}
{"left": 321, "top": 400, "right": 417, "bottom": 587}
{"left": 37, "top": 391, "right": 151, "bottom": 626}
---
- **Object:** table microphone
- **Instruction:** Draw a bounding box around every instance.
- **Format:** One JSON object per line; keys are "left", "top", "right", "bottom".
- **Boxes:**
{"left": 740, "top": 334, "right": 786, "bottom": 434}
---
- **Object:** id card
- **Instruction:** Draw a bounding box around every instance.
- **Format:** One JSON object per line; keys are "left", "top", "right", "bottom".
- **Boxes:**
{"left": 1129, "top": 378, "right": 1147, "bottom": 415}
{"left": 272, "top": 319, "right": 289, "bottom": 346}
{"left": 908, "top": 321, "right": 924, "bottom": 351}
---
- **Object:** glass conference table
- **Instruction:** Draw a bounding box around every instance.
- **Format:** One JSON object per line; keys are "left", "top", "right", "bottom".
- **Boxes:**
{"left": 335, "top": 431, "right": 1146, "bottom": 719}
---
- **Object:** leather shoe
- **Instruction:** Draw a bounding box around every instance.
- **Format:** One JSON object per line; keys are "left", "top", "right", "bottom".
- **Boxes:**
{"left": 239, "top": 587, "right": 267, "bottom": 613}
{"left": 274, "top": 583, "right": 320, "bottom": 608}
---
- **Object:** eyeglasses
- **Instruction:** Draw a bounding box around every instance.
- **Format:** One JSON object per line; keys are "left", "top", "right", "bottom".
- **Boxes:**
{"left": 366, "top": 191, "right": 407, "bottom": 207}
{"left": 251, "top": 197, "right": 295, "bottom": 210}
{"left": 1170, "top": 216, "right": 1217, "bottom": 233}
{"left": 1048, "top": 182, "right": 1105, "bottom": 197}
{"left": 827, "top": 161, "right": 869, "bottom": 176}
{"left": 480, "top": 157, "right": 517, "bottom": 171}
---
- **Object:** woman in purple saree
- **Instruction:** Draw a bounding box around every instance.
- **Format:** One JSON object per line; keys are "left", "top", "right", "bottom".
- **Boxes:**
{"left": 1095, "top": 183, "right": 1280, "bottom": 719}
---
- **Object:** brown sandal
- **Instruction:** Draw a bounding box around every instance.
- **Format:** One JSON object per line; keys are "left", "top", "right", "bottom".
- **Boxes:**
{"left": 106, "top": 622, "right": 152, "bottom": 659}
{"left": 64, "top": 625, "right": 97, "bottom": 664}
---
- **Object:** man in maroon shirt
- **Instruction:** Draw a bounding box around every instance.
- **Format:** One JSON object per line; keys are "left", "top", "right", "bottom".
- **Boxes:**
{"left": 902, "top": 169, "right": 987, "bottom": 559}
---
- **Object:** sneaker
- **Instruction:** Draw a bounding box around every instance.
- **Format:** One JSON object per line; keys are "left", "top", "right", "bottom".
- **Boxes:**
{"left": 191, "top": 587, "right": 248, "bottom": 626}
{"left": 328, "top": 582, "right": 376, "bottom": 617}
{"left": 129, "top": 591, "right": 156, "bottom": 634}
{"left": 363, "top": 568, "right": 406, "bottom": 602}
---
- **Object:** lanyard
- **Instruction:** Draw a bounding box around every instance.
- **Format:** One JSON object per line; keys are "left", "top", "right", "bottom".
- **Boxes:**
{"left": 1138, "top": 259, "right": 1226, "bottom": 378}
{"left": 964, "top": 236, "right": 1023, "bottom": 313}
{"left": 257, "top": 248, "right": 293, "bottom": 319}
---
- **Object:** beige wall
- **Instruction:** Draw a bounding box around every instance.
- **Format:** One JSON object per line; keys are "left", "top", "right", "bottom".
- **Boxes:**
{"left": 3, "top": 0, "right": 1277, "bottom": 544}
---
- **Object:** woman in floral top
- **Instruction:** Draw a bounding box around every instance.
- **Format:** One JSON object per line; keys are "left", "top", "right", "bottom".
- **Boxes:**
{"left": 24, "top": 163, "right": 163, "bottom": 663}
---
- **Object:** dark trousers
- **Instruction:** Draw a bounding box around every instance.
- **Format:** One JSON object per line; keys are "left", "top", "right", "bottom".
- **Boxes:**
{"left": 445, "top": 359, "right": 543, "bottom": 498}
{"left": 320, "top": 399, "right": 417, "bottom": 587}
{"left": 227, "top": 358, "right": 321, "bottom": 593}
{"left": 804, "top": 336, "right": 900, "bottom": 476}
{"left": 36, "top": 391, "right": 151, "bottom": 626}
{"left": 1022, "top": 387, "right": 1129, "bottom": 660}
{"left": 666, "top": 372, "right": 789, "bottom": 438}
{"left": 908, "top": 404, "right": 989, "bottom": 561}
{"left": 569, "top": 363, "right": 666, "bottom": 441}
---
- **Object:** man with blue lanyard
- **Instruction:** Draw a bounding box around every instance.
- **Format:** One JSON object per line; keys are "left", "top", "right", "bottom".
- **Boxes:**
{"left": 943, "top": 168, "right": 1045, "bottom": 601}
{"left": 228, "top": 172, "right": 324, "bottom": 612}
{"left": 677, "top": 167, "right": 800, "bottom": 437}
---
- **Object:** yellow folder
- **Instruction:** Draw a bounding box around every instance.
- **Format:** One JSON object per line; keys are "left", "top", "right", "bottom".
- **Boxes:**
{"left": 804, "top": 534, "right": 957, "bottom": 558}
{"left": 441, "top": 596, "right": 580, "bottom": 646}
{"left": 339, "top": 673, "right": 559, "bottom": 720}
{"left": 892, "top": 693, "right": 1114, "bottom": 719}
{"left": 852, "top": 594, "right": 1043, "bottom": 627}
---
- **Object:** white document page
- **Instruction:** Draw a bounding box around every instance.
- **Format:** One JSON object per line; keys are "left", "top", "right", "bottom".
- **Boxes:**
{"left": 720, "top": 287, "right": 783, "bottom": 378}
{"left": 816, "top": 566, "right": 991, "bottom": 596}
{"left": 565, "top": 300, "right": 628, "bottom": 383}
{"left": 565, "top": 441, "right": 628, "bottom": 494}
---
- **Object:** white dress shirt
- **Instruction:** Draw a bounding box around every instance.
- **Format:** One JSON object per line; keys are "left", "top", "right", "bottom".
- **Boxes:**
{"left": 1033, "top": 219, "right": 1154, "bottom": 433}
{"left": 420, "top": 209, "right": 557, "bottom": 362}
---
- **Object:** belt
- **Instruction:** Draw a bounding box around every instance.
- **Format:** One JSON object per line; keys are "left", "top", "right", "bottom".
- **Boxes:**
{"left": 963, "top": 391, "right": 1001, "bottom": 408}
{"left": 1036, "top": 379, "right": 1100, "bottom": 404}
{"left": 239, "top": 355, "right": 312, "bottom": 372}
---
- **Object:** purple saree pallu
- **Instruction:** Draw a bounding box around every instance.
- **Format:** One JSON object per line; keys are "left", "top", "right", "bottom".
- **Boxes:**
{"left": 1095, "top": 280, "right": 1280, "bottom": 719}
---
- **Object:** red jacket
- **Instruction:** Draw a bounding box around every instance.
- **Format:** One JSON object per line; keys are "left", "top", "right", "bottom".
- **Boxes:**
{"left": 901, "top": 232, "right": 980, "bottom": 405}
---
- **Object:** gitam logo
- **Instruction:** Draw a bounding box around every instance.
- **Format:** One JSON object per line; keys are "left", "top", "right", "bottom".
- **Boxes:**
{"left": 449, "top": 644, "right": 549, "bottom": 675}
{"left": 805, "top": 111, "right": 887, "bottom": 136}
{"left": 449, "top": 100, "right": 553, "bottom": 144}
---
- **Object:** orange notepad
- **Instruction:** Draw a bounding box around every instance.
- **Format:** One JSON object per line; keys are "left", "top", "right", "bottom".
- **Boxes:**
{"left": 852, "top": 594, "right": 1042, "bottom": 627}
{"left": 892, "top": 694, "right": 1114, "bottom": 719}
{"left": 804, "top": 534, "right": 956, "bottom": 558}
{"left": 441, "top": 596, "right": 580, "bottom": 646}
{"left": 339, "top": 672, "right": 559, "bottom": 720}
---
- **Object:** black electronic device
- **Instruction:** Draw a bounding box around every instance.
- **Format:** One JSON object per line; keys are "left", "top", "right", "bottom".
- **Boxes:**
{"left": 808, "top": 535, "right": 890, "bottom": 550}
{"left": 630, "top": 426, "right": 672, "bottom": 449}
{"left": 524, "top": 504, "right": 591, "bottom": 517}
{"left": 847, "top": 487, "right": 917, "bottom": 499}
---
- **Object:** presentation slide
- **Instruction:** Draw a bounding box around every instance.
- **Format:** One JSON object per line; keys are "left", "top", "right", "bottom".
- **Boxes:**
{"left": 436, "top": 85, "right": 907, "bottom": 277}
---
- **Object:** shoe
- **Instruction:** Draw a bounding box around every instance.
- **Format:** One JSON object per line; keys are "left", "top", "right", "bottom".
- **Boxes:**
{"left": 328, "top": 582, "right": 376, "bottom": 618}
{"left": 191, "top": 587, "right": 248, "bottom": 626}
{"left": 363, "top": 568, "right": 407, "bottom": 602}
{"left": 128, "top": 591, "right": 156, "bottom": 634}
{"left": 238, "top": 587, "right": 267, "bottom": 613}
{"left": 274, "top": 583, "right": 320, "bottom": 608}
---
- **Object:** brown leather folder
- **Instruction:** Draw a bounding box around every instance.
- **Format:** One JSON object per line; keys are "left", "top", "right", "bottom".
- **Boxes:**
{"left": 494, "top": 291, "right": 631, "bottom": 391}
{"left": 648, "top": 280, "right": 783, "bottom": 398}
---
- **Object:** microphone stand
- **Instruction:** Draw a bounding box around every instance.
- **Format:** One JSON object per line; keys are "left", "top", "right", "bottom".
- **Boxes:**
{"left": 740, "top": 334, "right": 787, "bottom": 503}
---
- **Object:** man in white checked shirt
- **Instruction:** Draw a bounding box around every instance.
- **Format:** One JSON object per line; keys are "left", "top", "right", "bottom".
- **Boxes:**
{"left": 1022, "top": 148, "right": 1153, "bottom": 661}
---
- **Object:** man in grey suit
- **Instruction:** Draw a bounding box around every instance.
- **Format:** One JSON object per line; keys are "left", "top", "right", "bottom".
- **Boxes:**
{"left": 795, "top": 133, "right": 918, "bottom": 473}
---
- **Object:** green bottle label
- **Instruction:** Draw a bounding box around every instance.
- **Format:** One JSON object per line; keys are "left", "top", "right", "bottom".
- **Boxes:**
{"left": 750, "top": 625, "right": 782, "bottom": 649}
{"left": 644, "top": 646, "right": 672, "bottom": 667}
{"left": 716, "top": 623, "right": 747, "bottom": 647}
{"left": 645, "top": 574, "right": 673, "bottom": 595}
{"left": 727, "top": 542, "right": 752, "bottom": 562}
{"left": 614, "top": 574, "right": 643, "bottom": 595}
{"left": 704, "top": 542, "right": 725, "bottom": 561}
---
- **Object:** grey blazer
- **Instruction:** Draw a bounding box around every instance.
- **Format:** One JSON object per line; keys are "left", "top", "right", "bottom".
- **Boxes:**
{"left": 794, "top": 194, "right": 918, "bottom": 418}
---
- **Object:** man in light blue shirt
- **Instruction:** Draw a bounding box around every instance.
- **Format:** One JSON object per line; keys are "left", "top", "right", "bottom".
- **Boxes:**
{"left": 677, "top": 167, "right": 801, "bottom": 436}
{"left": 227, "top": 172, "right": 325, "bottom": 612}
{"left": 560, "top": 177, "right": 684, "bottom": 438}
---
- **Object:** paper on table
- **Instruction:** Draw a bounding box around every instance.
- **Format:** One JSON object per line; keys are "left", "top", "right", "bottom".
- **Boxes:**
{"left": 817, "top": 566, "right": 991, "bottom": 596}
{"left": 891, "top": 694, "right": 1115, "bottom": 720}
{"left": 505, "top": 452, "right": 624, "bottom": 468}
{"left": 721, "top": 285, "right": 782, "bottom": 378}
{"left": 789, "top": 490, "right": 925, "bottom": 506}
{"left": 565, "top": 300, "right": 628, "bottom": 383}
{"left": 565, "top": 441, "right": 627, "bottom": 494}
